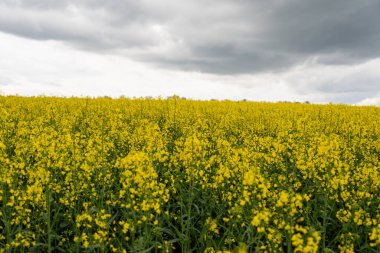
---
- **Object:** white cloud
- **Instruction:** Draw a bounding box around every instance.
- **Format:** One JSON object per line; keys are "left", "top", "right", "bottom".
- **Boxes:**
{"left": 1, "top": 31, "right": 379, "bottom": 104}
{"left": 356, "top": 97, "right": 380, "bottom": 106}
{"left": 277, "top": 58, "right": 380, "bottom": 103}
{"left": 0, "top": 32, "right": 297, "bottom": 101}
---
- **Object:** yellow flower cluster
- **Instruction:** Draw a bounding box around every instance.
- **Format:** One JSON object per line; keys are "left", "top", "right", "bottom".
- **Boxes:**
{"left": 0, "top": 96, "right": 379, "bottom": 252}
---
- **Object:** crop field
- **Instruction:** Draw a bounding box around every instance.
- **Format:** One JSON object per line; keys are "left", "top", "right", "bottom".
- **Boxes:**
{"left": 0, "top": 96, "right": 380, "bottom": 252}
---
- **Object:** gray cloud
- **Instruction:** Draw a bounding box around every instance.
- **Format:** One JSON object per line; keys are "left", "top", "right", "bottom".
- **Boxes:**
{"left": 143, "top": 45, "right": 296, "bottom": 74}
{"left": 1, "top": 0, "right": 380, "bottom": 76}
{"left": 283, "top": 58, "right": 380, "bottom": 103}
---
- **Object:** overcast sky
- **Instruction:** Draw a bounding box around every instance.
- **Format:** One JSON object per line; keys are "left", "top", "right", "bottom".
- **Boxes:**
{"left": 1, "top": 0, "right": 380, "bottom": 104}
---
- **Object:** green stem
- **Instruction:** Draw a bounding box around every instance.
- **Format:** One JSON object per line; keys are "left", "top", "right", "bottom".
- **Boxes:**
{"left": 322, "top": 198, "right": 327, "bottom": 251}
{"left": 287, "top": 232, "right": 292, "bottom": 253}
{"left": 46, "top": 188, "right": 52, "bottom": 253}
{"left": 2, "top": 184, "right": 11, "bottom": 249}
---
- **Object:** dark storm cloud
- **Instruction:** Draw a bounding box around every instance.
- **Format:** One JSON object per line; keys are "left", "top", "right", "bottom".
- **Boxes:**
{"left": 1, "top": 0, "right": 380, "bottom": 74}
{"left": 152, "top": 47, "right": 295, "bottom": 74}
{"left": 253, "top": 0, "right": 380, "bottom": 61}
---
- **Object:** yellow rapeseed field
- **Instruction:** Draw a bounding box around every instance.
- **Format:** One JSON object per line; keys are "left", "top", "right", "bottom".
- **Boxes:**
{"left": 0, "top": 96, "right": 379, "bottom": 252}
